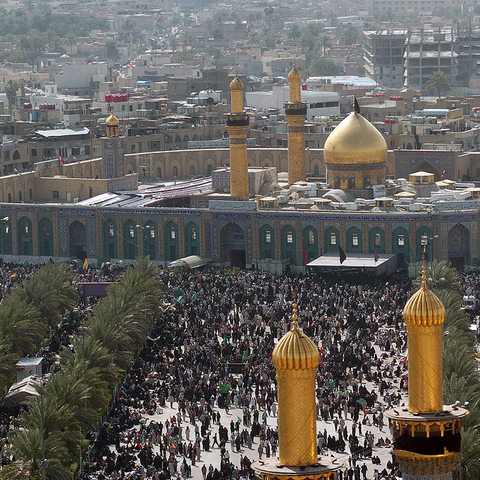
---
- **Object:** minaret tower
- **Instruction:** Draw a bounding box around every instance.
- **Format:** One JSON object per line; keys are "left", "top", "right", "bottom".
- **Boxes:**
{"left": 385, "top": 259, "right": 468, "bottom": 480}
{"left": 253, "top": 295, "right": 342, "bottom": 480}
{"left": 226, "top": 75, "right": 250, "bottom": 199}
{"left": 285, "top": 66, "right": 307, "bottom": 184}
{"left": 103, "top": 107, "right": 125, "bottom": 178}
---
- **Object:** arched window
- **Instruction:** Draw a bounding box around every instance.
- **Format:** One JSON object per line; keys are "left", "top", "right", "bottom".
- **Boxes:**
{"left": 325, "top": 227, "right": 340, "bottom": 253}
{"left": 369, "top": 228, "right": 385, "bottom": 254}
{"left": 348, "top": 176, "right": 355, "bottom": 189}
{"left": 303, "top": 227, "right": 318, "bottom": 263}
{"left": 173, "top": 166, "right": 178, "bottom": 177}
{"left": 123, "top": 221, "right": 138, "bottom": 259}
{"left": 0, "top": 218, "right": 12, "bottom": 255}
{"left": 347, "top": 227, "right": 362, "bottom": 254}
{"left": 13, "top": 150, "right": 20, "bottom": 161}
{"left": 281, "top": 226, "right": 296, "bottom": 264}
{"left": 104, "top": 221, "right": 117, "bottom": 259}
{"left": 165, "top": 222, "right": 178, "bottom": 261}
{"left": 207, "top": 165, "right": 213, "bottom": 175}
{"left": 8, "top": 193, "right": 11, "bottom": 203}
{"left": 29, "top": 188, "right": 33, "bottom": 200}
{"left": 18, "top": 191, "right": 22, "bottom": 202}
{"left": 364, "top": 175, "right": 371, "bottom": 188}
{"left": 190, "top": 165, "right": 195, "bottom": 177}
{"left": 18, "top": 217, "right": 33, "bottom": 256}
{"left": 334, "top": 175, "right": 340, "bottom": 188}
{"left": 185, "top": 222, "right": 199, "bottom": 256}
{"left": 143, "top": 221, "right": 157, "bottom": 260}
{"left": 260, "top": 225, "right": 275, "bottom": 259}
{"left": 38, "top": 218, "right": 53, "bottom": 256}
{"left": 157, "top": 167, "right": 161, "bottom": 179}
{"left": 314, "top": 164, "right": 319, "bottom": 175}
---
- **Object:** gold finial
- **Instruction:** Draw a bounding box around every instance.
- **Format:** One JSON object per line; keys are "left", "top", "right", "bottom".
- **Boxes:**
{"left": 292, "top": 291, "right": 298, "bottom": 330}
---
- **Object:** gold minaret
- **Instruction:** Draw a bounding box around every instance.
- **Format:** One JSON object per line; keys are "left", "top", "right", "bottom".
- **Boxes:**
{"left": 285, "top": 66, "right": 307, "bottom": 185}
{"left": 385, "top": 256, "right": 468, "bottom": 480}
{"left": 105, "top": 106, "right": 119, "bottom": 138}
{"left": 226, "top": 75, "right": 250, "bottom": 199}
{"left": 253, "top": 294, "right": 342, "bottom": 480}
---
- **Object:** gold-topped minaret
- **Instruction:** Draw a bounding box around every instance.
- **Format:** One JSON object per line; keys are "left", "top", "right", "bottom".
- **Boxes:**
{"left": 226, "top": 75, "right": 250, "bottom": 199}
{"left": 404, "top": 261, "right": 445, "bottom": 414}
{"left": 385, "top": 250, "right": 468, "bottom": 480}
{"left": 106, "top": 106, "right": 119, "bottom": 138}
{"left": 285, "top": 66, "right": 307, "bottom": 185}
{"left": 253, "top": 293, "right": 342, "bottom": 480}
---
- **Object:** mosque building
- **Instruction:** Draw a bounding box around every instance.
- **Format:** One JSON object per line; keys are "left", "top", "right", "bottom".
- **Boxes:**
{"left": 0, "top": 67, "right": 477, "bottom": 275}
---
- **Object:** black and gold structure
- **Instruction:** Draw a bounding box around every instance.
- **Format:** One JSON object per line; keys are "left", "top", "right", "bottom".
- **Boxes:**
{"left": 385, "top": 261, "right": 468, "bottom": 480}
{"left": 226, "top": 75, "right": 250, "bottom": 199}
{"left": 252, "top": 296, "right": 343, "bottom": 480}
{"left": 285, "top": 66, "right": 307, "bottom": 185}
{"left": 324, "top": 99, "right": 387, "bottom": 191}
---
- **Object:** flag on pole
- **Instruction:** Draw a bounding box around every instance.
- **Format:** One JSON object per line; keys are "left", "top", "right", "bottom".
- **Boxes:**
{"left": 302, "top": 242, "right": 308, "bottom": 266}
{"left": 58, "top": 155, "right": 64, "bottom": 164}
{"left": 83, "top": 257, "right": 88, "bottom": 270}
{"left": 374, "top": 247, "right": 379, "bottom": 263}
{"left": 339, "top": 246, "right": 346, "bottom": 264}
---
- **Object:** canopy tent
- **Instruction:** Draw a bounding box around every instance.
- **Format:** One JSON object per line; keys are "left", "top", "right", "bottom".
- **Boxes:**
{"left": 168, "top": 255, "right": 210, "bottom": 269}
{"left": 4, "top": 375, "right": 42, "bottom": 406}
{"left": 307, "top": 253, "right": 397, "bottom": 277}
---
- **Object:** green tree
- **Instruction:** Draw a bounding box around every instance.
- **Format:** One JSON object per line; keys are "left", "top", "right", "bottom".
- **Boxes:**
{"left": 105, "top": 39, "right": 119, "bottom": 61}
{"left": 426, "top": 70, "right": 451, "bottom": 99}
{"left": 287, "top": 24, "right": 301, "bottom": 42}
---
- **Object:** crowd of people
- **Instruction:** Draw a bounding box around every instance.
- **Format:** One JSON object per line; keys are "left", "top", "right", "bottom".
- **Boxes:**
{"left": 75, "top": 267, "right": 412, "bottom": 480}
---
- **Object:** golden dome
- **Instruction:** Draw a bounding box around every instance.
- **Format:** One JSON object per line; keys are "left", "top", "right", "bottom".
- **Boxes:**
{"left": 288, "top": 65, "right": 301, "bottom": 81}
{"left": 272, "top": 326, "right": 319, "bottom": 370}
{"left": 404, "top": 283, "right": 445, "bottom": 327}
{"left": 230, "top": 75, "right": 244, "bottom": 91}
{"left": 106, "top": 111, "right": 119, "bottom": 126}
{"left": 324, "top": 111, "right": 387, "bottom": 165}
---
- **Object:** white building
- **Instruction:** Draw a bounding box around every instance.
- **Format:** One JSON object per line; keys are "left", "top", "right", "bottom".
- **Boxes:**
{"left": 55, "top": 61, "right": 109, "bottom": 91}
{"left": 245, "top": 87, "right": 339, "bottom": 119}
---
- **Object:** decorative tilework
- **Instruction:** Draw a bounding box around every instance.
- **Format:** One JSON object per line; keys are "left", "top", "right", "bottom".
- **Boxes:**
{"left": 87, "top": 217, "right": 96, "bottom": 256}
{"left": 59, "top": 217, "right": 68, "bottom": 256}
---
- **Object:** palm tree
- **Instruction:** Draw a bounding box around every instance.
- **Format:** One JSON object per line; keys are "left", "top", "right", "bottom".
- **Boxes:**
{"left": 4, "top": 80, "right": 18, "bottom": 114}
{"left": 426, "top": 70, "right": 450, "bottom": 99}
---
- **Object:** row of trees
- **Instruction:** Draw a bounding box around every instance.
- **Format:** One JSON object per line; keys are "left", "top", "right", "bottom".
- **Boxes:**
{"left": 0, "top": 258, "right": 166, "bottom": 479}
{"left": 0, "top": 263, "right": 78, "bottom": 399}
{"left": 419, "top": 261, "right": 480, "bottom": 479}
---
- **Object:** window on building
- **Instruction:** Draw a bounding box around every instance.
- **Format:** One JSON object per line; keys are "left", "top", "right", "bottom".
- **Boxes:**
{"left": 4, "top": 225, "right": 9, "bottom": 234}
{"left": 265, "top": 230, "right": 271, "bottom": 243}
{"left": 72, "top": 147, "right": 80, "bottom": 156}
{"left": 109, "top": 225, "right": 115, "bottom": 237}
{"left": 170, "top": 227, "right": 176, "bottom": 240}
{"left": 129, "top": 225, "right": 135, "bottom": 237}
{"left": 149, "top": 228, "right": 155, "bottom": 238}
{"left": 85, "top": 146, "right": 90, "bottom": 156}
{"left": 398, "top": 234, "right": 405, "bottom": 246}
{"left": 330, "top": 232, "right": 337, "bottom": 245}
{"left": 352, "top": 234, "right": 359, "bottom": 246}
{"left": 375, "top": 233, "right": 381, "bottom": 246}
{"left": 286, "top": 231, "right": 293, "bottom": 244}
{"left": 24, "top": 224, "right": 29, "bottom": 234}
{"left": 308, "top": 230, "right": 315, "bottom": 245}
{"left": 191, "top": 227, "right": 197, "bottom": 240}
{"left": 53, "top": 191, "right": 59, "bottom": 199}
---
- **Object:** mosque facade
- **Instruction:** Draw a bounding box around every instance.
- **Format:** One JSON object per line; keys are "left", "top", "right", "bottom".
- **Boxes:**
{"left": 0, "top": 71, "right": 477, "bottom": 275}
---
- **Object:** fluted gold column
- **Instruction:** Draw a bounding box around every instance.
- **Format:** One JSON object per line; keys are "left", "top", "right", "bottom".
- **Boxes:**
{"left": 226, "top": 75, "right": 249, "bottom": 200}
{"left": 272, "top": 302, "right": 318, "bottom": 466}
{"left": 285, "top": 66, "right": 307, "bottom": 185}
{"left": 404, "top": 267, "right": 445, "bottom": 413}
